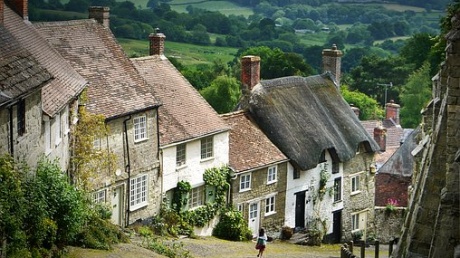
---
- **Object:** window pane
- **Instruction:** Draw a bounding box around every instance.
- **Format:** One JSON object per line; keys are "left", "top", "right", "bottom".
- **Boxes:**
{"left": 130, "top": 174, "right": 148, "bottom": 210}
{"left": 134, "top": 116, "right": 147, "bottom": 141}
{"left": 200, "top": 137, "right": 213, "bottom": 159}
{"left": 176, "top": 144, "right": 186, "bottom": 166}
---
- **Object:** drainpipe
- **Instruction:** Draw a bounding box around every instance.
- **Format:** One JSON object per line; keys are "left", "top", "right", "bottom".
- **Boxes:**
{"left": 123, "top": 115, "right": 131, "bottom": 226}
{"left": 8, "top": 106, "right": 14, "bottom": 156}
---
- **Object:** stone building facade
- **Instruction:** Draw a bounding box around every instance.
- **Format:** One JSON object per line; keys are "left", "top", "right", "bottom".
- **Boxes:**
{"left": 393, "top": 10, "right": 460, "bottom": 258}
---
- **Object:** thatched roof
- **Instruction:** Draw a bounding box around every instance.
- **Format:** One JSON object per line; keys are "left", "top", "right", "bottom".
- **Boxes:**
{"left": 246, "top": 73, "right": 380, "bottom": 171}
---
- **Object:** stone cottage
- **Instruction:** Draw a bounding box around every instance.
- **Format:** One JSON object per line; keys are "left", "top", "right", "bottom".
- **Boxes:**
{"left": 35, "top": 7, "right": 162, "bottom": 226}
{"left": 238, "top": 51, "right": 380, "bottom": 243}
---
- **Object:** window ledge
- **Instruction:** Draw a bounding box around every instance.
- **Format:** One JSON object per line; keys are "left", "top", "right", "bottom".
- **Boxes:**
{"left": 200, "top": 157, "right": 214, "bottom": 163}
{"left": 264, "top": 211, "right": 276, "bottom": 217}
{"left": 176, "top": 164, "right": 187, "bottom": 171}
{"left": 239, "top": 188, "right": 251, "bottom": 193}
{"left": 267, "top": 180, "right": 277, "bottom": 185}
{"left": 134, "top": 138, "right": 149, "bottom": 144}
{"left": 351, "top": 190, "right": 361, "bottom": 196}
{"left": 55, "top": 138, "right": 62, "bottom": 147}
{"left": 130, "top": 202, "right": 148, "bottom": 211}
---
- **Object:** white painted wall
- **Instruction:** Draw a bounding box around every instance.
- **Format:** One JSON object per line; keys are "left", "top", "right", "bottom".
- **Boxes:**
{"left": 162, "top": 131, "right": 229, "bottom": 193}
{"left": 284, "top": 151, "right": 343, "bottom": 234}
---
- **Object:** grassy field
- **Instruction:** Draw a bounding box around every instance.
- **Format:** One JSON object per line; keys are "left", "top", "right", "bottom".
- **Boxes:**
{"left": 118, "top": 38, "right": 238, "bottom": 66}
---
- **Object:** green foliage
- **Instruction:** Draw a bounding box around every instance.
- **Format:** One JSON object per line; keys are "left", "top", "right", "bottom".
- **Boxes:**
{"left": 400, "top": 62, "right": 432, "bottom": 128}
{"left": 212, "top": 209, "right": 252, "bottom": 241}
{"left": 200, "top": 75, "right": 241, "bottom": 114}
{"left": 341, "top": 85, "right": 384, "bottom": 120}
{"left": 172, "top": 181, "right": 191, "bottom": 212}
{"left": 0, "top": 156, "right": 127, "bottom": 256}
{"left": 145, "top": 237, "right": 192, "bottom": 258}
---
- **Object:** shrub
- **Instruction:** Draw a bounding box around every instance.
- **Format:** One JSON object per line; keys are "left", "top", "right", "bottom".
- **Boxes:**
{"left": 212, "top": 209, "right": 252, "bottom": 241}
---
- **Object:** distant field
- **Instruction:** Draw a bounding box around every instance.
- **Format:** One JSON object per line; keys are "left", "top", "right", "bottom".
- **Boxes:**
{"left": 118, "top": 38, "right": 238, "bottom": 66}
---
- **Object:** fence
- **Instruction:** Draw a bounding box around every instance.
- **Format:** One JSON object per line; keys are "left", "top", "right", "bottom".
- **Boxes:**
{"left": 340, "top": 239, "right": 398, "bottom": 258}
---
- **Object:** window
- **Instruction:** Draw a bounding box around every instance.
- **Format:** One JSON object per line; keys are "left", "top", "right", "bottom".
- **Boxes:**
{"left": 237, "top": 203, "right": 243, "bottom": 212}
{"left": 62, "top": 106, "right": 69, "bottom": 135}
{"left": 239, "top": 173, "right": 251, "bottom": 191}
{"left": 133, "top": 115, "right": 147, "bottom": 142}
{"left": 130, "top": 174, "right": 148, "bottom": 210}
{"left": 351, "top": 174, "right": 360, "bottom": 193}
{"left": 267, "top": 166, "right": 277, "bottom": 183}
{"left": 293, "top": 167, "right": 300, "bottom": 179}
{"left": 93, "top": 190, "right": 106, "bottom": 204}
{"left": 176, "top": 143, "right": 186, "bottom": 166}
{"left": 17, "top": 99, "right": 26, "bottom": 136}
{"left": 55, "top": 115, "right": 61, "bottom": 146}
{"left": 188, "top": 185, "right": 205, "bottom": 208}
{"left": 319, "top": 150, "right": 326, "bottom": 163}
{"left": 265, "top": 196, "right": 275, "bottom": 215}
{"left": 332, "top": 162, "right": 339, "bottom": 174}
{"left": 352, "top": 213, "right": 360, "bottom": 231}
{"left": 44, "top": 119, "right": 51, "bottom": 154}
{"left": 200, "top": 136, "right": 213, "bottom": 159}
{"left": 334, "top": 177, "right": 342, "bottom": 202}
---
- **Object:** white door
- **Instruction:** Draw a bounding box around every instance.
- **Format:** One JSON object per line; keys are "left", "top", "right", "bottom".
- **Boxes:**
{"left": 111, "top": 186, "right": 123, "bottom": 226}
{"left": 248, "top": 202, "right": 260, "bottom": 237}
{"left": 359, "top": 211, "right": 367, "bottom": 240}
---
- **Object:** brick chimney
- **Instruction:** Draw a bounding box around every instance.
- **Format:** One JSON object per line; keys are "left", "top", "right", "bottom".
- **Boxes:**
{"left": 88, "top": 6, "right": 110, "bottom": 28}
{"left": 149, "top": 29, "right": 166, "bottom": 56}
{"left": 322, "top": 44, "right": 343, "bottom": 87}
{"left": 373, "top": 124, "right": 387, "bottom": 152}
{"left": 385, "top": 100, "right": 400, "bottom": 124}
{"left": 0, "top": 0, "right": 4, "bottom": 23}
{"left": 7, "top": 0, "right": 28, "bottom": 20}
{"left": 241, "top": 55, "right": 260, "bottom": 93}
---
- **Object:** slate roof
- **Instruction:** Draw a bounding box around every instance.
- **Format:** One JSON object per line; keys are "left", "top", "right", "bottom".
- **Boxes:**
{"left": 0, "top": 25, "right": 52, "bottom": 107}
{"left": 131, "top": 55, "right": 229, "bottom": 146}
{"left": 34, "top": 20, "right": 160, "bottom": 119}
{"left": 220, "top": 111, "right": 288, "bottom": 173}
{"left": 3, "top": 5, "right": 86, "bottom": 116}
{"left": 244, "top": 73, "right": 380, "bottom": 171}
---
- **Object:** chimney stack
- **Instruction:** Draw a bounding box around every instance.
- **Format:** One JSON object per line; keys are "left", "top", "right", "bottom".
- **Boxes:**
{"left": 241, "top": 55, "right": 261, "bottom": 93}
{"left": 8, "top": 0, "right": 28, "bottom": 20}
{"left": 385, "top": 100, "right": 400, "bottom": 124}
{"left": 149, "top": 29, "right": 166, "bottom": 56}
{"left": 373, "top": 125, "right": 387, "bottom": 152}
{"left": 0, "top": 0, "right": 4, "bottom": 24}
{"left": 88, "top": 6, "right": 110, "bottom": 28}
{"left": 322, "top": 44, "right": 343, "bottom": 87}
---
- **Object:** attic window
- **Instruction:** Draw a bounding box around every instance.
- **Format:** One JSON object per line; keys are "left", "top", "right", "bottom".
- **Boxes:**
{"left": 319, "top": 150, "right": 326, "bottom": 163}
{"left": 293, "top": 167, "right": 300, "bottom": 179}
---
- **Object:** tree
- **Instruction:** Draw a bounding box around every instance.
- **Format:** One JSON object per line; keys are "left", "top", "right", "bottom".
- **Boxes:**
{"left": 400, "top": 63, "right": 432, "bottom": 128}
{"left": 399, "top": 33, "right": 436, "bottom": 70}
{"left": 200, "top": 75, "right": 241, "bottom": 114}
{"left": 340, "top": 85, "right": 384, "bottom": 120}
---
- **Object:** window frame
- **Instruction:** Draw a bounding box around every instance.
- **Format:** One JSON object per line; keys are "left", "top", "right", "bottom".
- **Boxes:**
{"left": 129, "top": 174, "right": 148, "bottom": 211}
{"left": 93, "top": 189, "right": 106, "bottom": 204}
{"left": 267, "top": 165, "right": 277, "bottom": 184}
{"left": 351, "top": 174, "right": 360, "bottom": 194}
{"left": 44, "top": 119, "right": 51, "bottom": 154}
{"left": 334, "top": 177, "right": 342, "bottom": 202}
{"left": 239, "top": 173, "right": 251, "bottom": 192}
{"left": 351, "top": 213, "right": 360, "bottom": 231}
{"left": 265, "top": 195, "right": 276, "bottom": 215}
{"left": 133, "top": 115, "right": 147, "bottom": 142}
{"left": 293, "top": 167, "right": 300, "bottom": 179}
{"left": 176, "top": 143, "right": 186, "bottom": 167}
{"left": 200, "top": 136, "right": 213, "bottom": 160}
{"left": 188, "top": 185, "right": 205, "bottom": 209}
{"left": 17, "top": 99, "right": 26, "bottom": 136}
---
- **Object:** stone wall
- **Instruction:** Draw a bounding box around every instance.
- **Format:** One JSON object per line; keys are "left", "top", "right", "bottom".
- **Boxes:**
{"left": 393, "top": 11, "right": 460, "bottom": 258}
{"left": 373, "top": 207, "right": 405, "bottom": 244}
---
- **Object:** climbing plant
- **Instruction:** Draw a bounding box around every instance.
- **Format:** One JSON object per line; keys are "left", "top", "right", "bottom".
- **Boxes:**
{"left": 70, "top": 89, "right": 116, "bottom": 190}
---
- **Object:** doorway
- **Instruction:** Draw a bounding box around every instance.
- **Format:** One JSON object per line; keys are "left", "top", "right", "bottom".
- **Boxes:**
{"left": 295, "top": 190, "right": 306, "bottom": 228}
{"left": 248, "top": 201, "right": 260, "bottom": 237}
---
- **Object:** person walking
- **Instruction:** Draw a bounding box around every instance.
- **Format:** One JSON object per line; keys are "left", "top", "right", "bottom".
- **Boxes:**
{"left": 255, "top": 228, "right": 268, "bottom": 257}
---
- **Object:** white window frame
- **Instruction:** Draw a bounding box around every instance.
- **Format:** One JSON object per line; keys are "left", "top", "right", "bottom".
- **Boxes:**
{"left": 237, "top": 203, "right": 243, "bottom": 212}
{"left": 133, "top": 115, "right": 147, "bottom": 142}
{"left": 44, "top": 119, "right": 51, "bottom": 155}
{"left": 239, "top": 173, "right": 251, "bottom": 192}
{"left": 200, "top": 136, "right": 213, "bottom": 160}
{"left": 62, "top": 106, "right": 70, "bottom": 135}
{"left": 351, "top": 213, "right": 360, "bottom": 231}
{"left": 130, "top": 174, "right": 148, "bottom": 211}
{"left": 176, "top": 143, "right": 186, "bottom": 167}
{"left": 265, "top": 195, "right": 276, "bottom": 215}
{"left": 54, "top": 115, "right": 62, "bottom": 146}
{"left": 267, "top": 165, "right": 277, "bottom": 184}
{"left": 188, "top": 185, "right": 205, "bottom": 209}
{"left": 334, "top": 177, "right": 342, "bottom": 202}
{"left": 93, "top": 189, "right": 106, "bottom": 204}
{"left": 351, "top": 174, "right": 361, "bottom": 194}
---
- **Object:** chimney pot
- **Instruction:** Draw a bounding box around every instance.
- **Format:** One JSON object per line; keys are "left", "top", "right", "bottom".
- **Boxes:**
{"left": 88, "top": 6, "right": 110, "bottom": 28}
{"left": 149, "top": 31, "right": 166, "bottom": 56}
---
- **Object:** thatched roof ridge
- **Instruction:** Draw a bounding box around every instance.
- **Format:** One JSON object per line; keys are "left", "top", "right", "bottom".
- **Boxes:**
{"left": 247, "top": 73, "right": 380, "bottom": 170}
